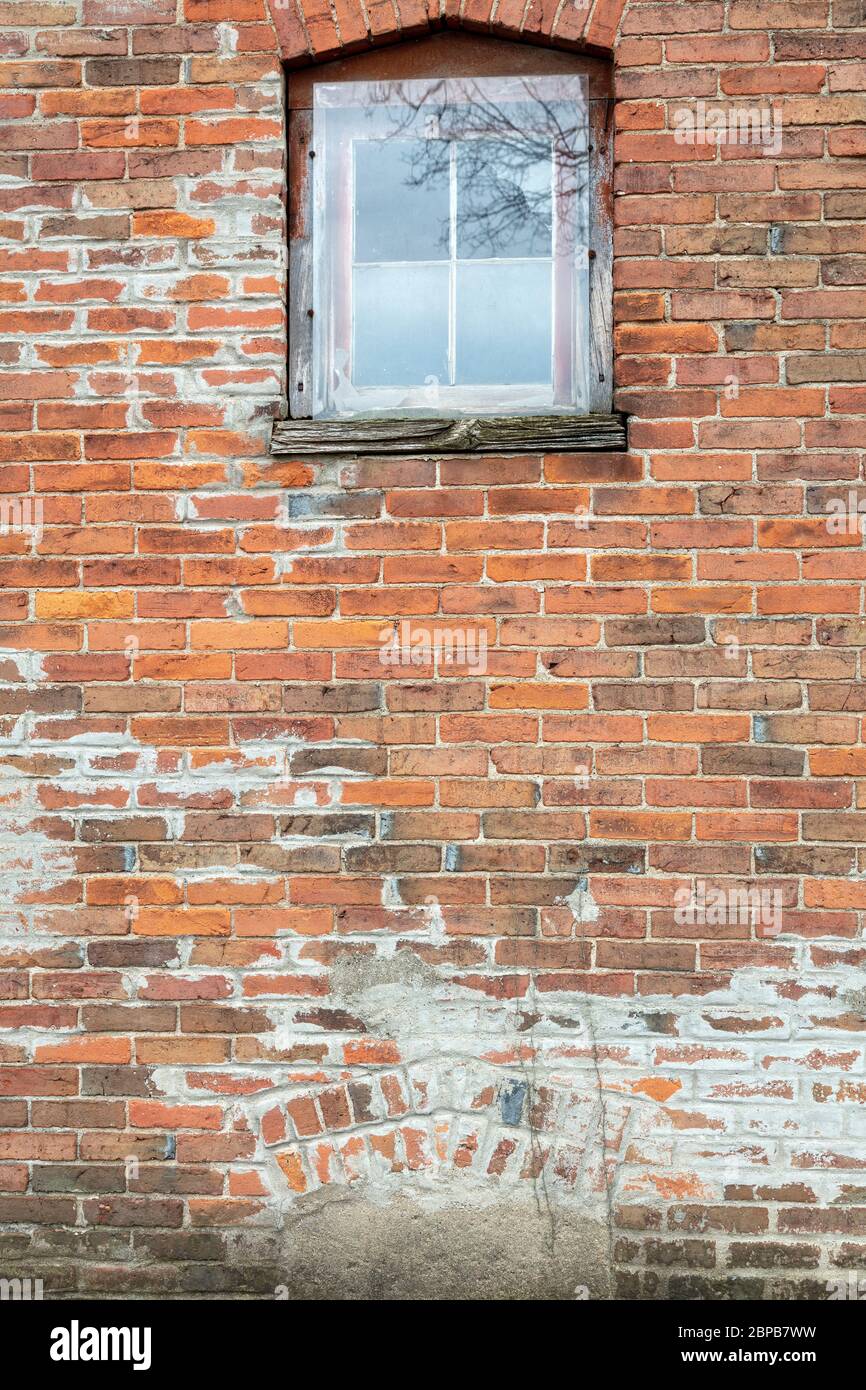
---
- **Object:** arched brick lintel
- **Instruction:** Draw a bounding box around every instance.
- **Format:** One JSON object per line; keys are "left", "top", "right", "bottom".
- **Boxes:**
{"left": 265, "top": 0, "right": 625, "bottom": 67}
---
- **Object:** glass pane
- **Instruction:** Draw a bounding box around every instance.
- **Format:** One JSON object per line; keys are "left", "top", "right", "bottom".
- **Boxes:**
{"left": 354, "top": 139, "right": 450, "bottom": 263}
{"left": 456, "top": 261, "right": 552, "bottom": 386}
{"left": 313, "top": 75, "right": 589, "bottom": 416}
{"left": 457, "top": 137, "right": 553, "bottom": 260}
{"left": 353, "top": 264, "right": 449, "bottom": 388}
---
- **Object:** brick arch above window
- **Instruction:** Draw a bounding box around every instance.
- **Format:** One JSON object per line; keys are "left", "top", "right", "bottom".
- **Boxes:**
{"left": 264, "top": 0, "right": 626, "bottom": 66}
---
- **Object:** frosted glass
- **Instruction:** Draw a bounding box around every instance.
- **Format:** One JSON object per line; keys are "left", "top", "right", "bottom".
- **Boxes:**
{"left": 456, "top": 261, "right": 552, "bottom": 386}
{"left": 353, "top": 264, "right": 450, "bottom": 388}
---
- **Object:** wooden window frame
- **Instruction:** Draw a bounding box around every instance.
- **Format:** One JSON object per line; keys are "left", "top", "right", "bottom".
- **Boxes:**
{"left": 276, "top": 32, "right": 620, "bottom": 456}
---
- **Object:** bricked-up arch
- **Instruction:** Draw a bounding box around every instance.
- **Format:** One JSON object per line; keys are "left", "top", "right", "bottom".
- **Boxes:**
{"left": 265, "top": 0, "right": 626, "bottom": 65}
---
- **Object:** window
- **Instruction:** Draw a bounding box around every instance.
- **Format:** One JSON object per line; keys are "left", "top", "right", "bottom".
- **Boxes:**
{"left": 313, "top": 75, "right": 589, "bottom": 418}
{"left": 281, "top": 35, "right": 616, "bottom": 449}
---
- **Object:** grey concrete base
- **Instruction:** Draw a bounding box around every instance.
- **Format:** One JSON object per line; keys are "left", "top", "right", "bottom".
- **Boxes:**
{"left": 272, "top": 1189, "right": 614, "bottom": 1300}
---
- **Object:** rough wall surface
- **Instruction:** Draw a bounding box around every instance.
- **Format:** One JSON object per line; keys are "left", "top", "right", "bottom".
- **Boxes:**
{"left": 1, "top": 0, "right": 866, "bottom": 1300}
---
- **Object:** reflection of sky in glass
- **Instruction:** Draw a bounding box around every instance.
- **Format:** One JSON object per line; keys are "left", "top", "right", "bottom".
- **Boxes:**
{"left": 353, "top": 264, "right": 449, "bottom": 386}
{"left": 354, "top": 140, "right": 450, "bottom": 262}
{"left": 316, "top": 74, "right": 590, "bottom": 411}
{"left": 456, "top": 140, "right": 553, "bottom": 260}
{"left": 456, "top": 262, "right": 551, "bottom": 385}
{"left": 353, "top": 126, "right": 556, "bottom": 389}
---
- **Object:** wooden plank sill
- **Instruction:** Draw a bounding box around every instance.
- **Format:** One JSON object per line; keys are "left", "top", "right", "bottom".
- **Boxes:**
{"left": 270, "top": 413, "right": 627, "bottom": 457}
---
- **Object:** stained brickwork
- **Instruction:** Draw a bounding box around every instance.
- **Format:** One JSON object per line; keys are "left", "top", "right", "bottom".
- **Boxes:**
{"left": 1, "top": 0, "right": 866, "bottom": 1299}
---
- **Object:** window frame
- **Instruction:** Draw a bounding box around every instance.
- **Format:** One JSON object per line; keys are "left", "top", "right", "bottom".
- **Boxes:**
{"left": 285, "top": 33, "right": 614, "bottom": 432}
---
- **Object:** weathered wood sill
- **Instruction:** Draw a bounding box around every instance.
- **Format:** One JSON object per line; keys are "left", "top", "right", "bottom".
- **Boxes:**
{"left": 270, "top": 413, "right": 627, "bottom": 456}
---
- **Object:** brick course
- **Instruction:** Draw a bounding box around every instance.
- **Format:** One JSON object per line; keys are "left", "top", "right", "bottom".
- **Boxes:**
{"left": 0, "top": 0, "right": 865, "bottom": 1298}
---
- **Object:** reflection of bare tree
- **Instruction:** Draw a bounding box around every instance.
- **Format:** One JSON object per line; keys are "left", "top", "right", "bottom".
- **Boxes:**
{"left": 358, "top": 78, "right": 588, "bottom": 258}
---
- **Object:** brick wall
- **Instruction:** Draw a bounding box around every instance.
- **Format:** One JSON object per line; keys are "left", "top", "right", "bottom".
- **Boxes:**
{"left": 1, "top": 0, "right": 866, "bottom": 1299}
